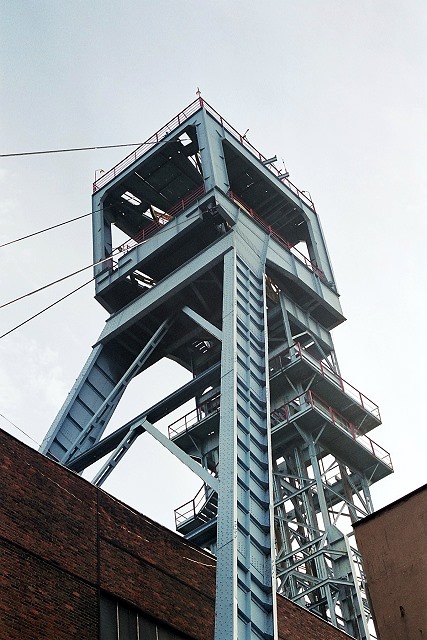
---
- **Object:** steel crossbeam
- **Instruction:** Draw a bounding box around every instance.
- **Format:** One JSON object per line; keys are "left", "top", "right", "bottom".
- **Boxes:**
{"left": 93, "top": 418, "right": 219, "bottom": 491}
{"left": 67, "top": 362, "right": 221, "bottom": 472}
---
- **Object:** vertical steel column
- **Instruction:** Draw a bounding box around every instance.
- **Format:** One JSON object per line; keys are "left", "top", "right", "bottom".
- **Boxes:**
{"left": 197, "top": 110, "right": 230, "bottom": 193}
{"left": 278, "top": 293, "right": 293, "bottom": 348}
{"left": 360, "top": 476, "right": 374, "bottom": 515}
{"left": 215, "top": 247, "right": 277, "bottom": 640}
{"left": 92, "top": 191, "right": 112, "bottom": 277}
{"left": 306, "top": 438, "right": 339, "bottom": 625}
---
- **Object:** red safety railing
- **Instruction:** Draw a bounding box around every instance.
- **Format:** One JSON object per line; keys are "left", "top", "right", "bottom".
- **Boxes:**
{"left": 271, "top": 391, "right": 392, "bottom": 469}
{"left": 269, "top": 343, "right": 381, "bottom": 421}
{"left": 162, "top": 183, "right": 205, "bottom": 218}
{"left": 116, "top": 183, "right": 205, "bottom": 255}
{"left": 201, "top": 100, "right": 316, "bottom": 211}
{"left": 93, "top": 97, "right": 316, "bottom": 213}
{"left": 309, "top": 392, "right": 391, "bottom": 468}
{"left": 169, "top": 387, "right": 390, "bottom": 469}
{"left": 93, "top": 99, "right": 202, "bottom": 192}
{"left": 229, "top": 192, "right": 325, "bottom": 281}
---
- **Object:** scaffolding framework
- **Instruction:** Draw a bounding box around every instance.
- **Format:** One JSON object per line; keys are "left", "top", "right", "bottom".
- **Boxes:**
{"left": 40, "top": 98, "right": 392, "bottom": 640}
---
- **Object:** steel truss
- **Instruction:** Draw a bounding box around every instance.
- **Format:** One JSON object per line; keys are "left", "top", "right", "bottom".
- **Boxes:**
{"left": 40, "top": 98, "right": 391, "bottom": 640}
{"left": 273, "top": 438, "right": 374, "bottom": 638}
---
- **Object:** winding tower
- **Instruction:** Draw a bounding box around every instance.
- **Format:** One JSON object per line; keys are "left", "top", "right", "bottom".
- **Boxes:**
{"left": 40, "top": 97, "right": 392, "bottom": 640}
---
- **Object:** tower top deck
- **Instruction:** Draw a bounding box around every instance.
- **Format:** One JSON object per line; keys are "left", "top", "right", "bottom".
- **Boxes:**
{"left": 93, "top": 97, "right": 315, "bottom": 212}
{"left": 91, "top": 97, "right": 341, "bottom": 331}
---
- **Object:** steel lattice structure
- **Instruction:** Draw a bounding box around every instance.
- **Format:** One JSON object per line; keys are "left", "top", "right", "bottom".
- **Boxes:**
{"left": 41, "top": 97, "right": 392, "bottom": 640}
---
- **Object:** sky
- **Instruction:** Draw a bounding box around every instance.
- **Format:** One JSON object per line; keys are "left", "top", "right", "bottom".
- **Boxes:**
{"left": 0, "top": 1, "right": 426, "bottom": 532}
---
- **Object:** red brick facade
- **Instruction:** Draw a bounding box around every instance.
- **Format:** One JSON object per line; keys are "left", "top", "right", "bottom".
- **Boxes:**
{"left": 354, "top": 485, "right": 427, "bottom": 640}
{"left": 0, "top": 429, "right": 352, "bottom": 639}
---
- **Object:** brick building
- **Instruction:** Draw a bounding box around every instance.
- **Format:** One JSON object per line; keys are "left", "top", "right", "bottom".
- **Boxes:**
{"left": 0, "top": 427, "right": 353, "bottom": 639}
{"left": 354, "top": 484, "right": 427, "bottom": 640}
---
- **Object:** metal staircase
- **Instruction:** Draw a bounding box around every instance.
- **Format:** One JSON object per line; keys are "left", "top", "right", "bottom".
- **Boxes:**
{"left": 175, "top": 484, "right": 218, "bottom": 538}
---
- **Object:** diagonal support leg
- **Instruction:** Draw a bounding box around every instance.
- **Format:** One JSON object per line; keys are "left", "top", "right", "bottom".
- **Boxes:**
{"left": 62, "top": 316, "right": 175, "bottom": 463}
{"left": 93, "top": 424, "right": 143, "bottom": 487}
{"left": 182, "top": 305, "right": 222, "bottom": 341}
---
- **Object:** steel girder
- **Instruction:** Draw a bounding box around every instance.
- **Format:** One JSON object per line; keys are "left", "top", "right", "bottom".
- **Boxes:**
{"left": 215, "top": 245, "right": 277, "bottom": 640}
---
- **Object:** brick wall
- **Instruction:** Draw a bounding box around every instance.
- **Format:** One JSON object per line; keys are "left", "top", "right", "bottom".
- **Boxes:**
{"left": 354, "top": 486, "right": 427, "bottom": 640}
{"left": 0, "top": 430, "right": 98, "bottom": 639}
{"left": 0, "top": 428, "right": 352, "bottom": 640}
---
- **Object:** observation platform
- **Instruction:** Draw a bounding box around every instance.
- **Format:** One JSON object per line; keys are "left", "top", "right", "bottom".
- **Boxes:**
{"left": 173, "top": 461, "right": 376, "bottom": 546}
{"left": 170, "top": 388, "right": 392, "bottom": 546}
{"left": 270, "top": 391, "right": 392, "bottom": 484}
{"left": 174, "top": 486, "right": 218, "bottom": 545}
{"left": 270, "top": 343, "right": 381, "bottom": 434}
{"left": 169, "top": 393, "right": 392, "bottom": 486}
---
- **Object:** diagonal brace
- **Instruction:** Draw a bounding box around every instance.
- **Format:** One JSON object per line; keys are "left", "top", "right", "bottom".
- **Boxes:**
{"left": 92, "top": 417, "right": 219, "bottom": 492}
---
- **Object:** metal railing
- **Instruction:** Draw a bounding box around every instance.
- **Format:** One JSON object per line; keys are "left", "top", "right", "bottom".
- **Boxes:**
{"left": 269, "top": 343, "right": 381, "bottom": 421}
{"left": 93, "top": 97, "right": 316, "bottom": 213}
{"left": 271, "top": 391, "right": 392, "bottom": 469}
{"left": 201, "top": 100, "right": 316, "bottom": 211}
{"left": 173, "top": 388, "right": 391, "bottom": 528}
{"left": 175, "top": 484, "right": 215, "bottom": 528}
{"left": 229, "top": 192, "right": 325, "bottom": 281}
{"left": 168, "top": 393, "right": 220, "bottom": 439}
{"left": 168, "top": 386, "right": 390, "bottom": 469}
{"left": 93, "top": 99, "right": 202, "bottom": 192}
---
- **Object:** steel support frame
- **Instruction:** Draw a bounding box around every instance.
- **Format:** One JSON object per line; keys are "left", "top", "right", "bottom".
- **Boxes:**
{"left": 40, "top": 100, "right": 388, "bottom": 640}
{"left": 272, "top": 427, "right": 374, "bottom": 639}
{"left": 92, "top": 417, "right": 219, "bottom": 492}
{"left": 66, "top": 362, "right": 221, "bottom": 473}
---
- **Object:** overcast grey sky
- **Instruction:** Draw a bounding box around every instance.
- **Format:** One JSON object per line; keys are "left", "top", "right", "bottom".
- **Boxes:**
{"left": 1, "top": 1, "right": 426, "bottom": 530}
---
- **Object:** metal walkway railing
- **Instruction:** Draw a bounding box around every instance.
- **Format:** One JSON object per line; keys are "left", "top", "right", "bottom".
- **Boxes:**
{"left": 116, "top": 184, "right": 206, "bottom": 256}
{"left": 175, "top": 484, "right": 218, "bottom": 529}
{"left": 269, "top": 343, "right": 381, "bottom": 421}
{"left": 169, "top": 389, "right": 391, "bottom": 469}
{"left": 93, "top": 97, "right": 316, "bottom": 212}
{"left": 229, "top": 192, "right": 325, "bottom": 280}
{"left": 270, "top": 390, "right": 392, "bottom": 469}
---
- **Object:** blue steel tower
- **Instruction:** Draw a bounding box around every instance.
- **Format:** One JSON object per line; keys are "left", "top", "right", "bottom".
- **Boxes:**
{"left": 41, "top": 97, "right": 392, "bottom": 640}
